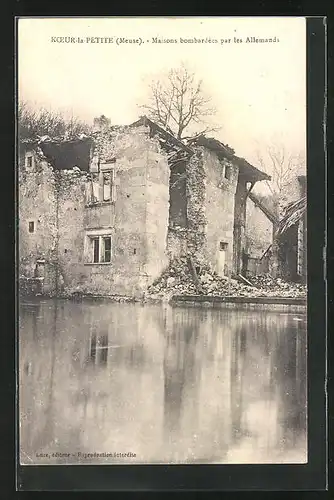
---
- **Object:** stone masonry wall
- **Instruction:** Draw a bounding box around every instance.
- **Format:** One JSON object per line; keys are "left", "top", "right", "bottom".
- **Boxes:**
{"left": 202, "top": 149, "right": 238, "bottom": 276}
{"left": 184, "top": 150, "right": 207, "bottom": 263}
{"left": 18, "top": 147, "right": 59, "bottom": 294}
{"left": 167, "top": 147, "right": 238, "bottom": 277}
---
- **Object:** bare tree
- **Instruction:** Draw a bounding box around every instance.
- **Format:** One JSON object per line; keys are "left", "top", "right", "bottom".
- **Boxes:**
{"left": 18, "top": 101, "right": 92, "bottom": 141}
{"left": 140, "top": 63, "right": 220, "bottom": 141}
{"left": 255, "top": 143, "right": 306, "bottom": 217}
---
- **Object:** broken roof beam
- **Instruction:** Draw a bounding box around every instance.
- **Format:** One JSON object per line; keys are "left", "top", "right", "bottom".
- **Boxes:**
{"left": 248, "top": 191, "right": 278, "bottom": 225}
{"left": 130, "top": 115, "right": 194, "bottom": 155}
{"left": 234, "top": 156, "right": 271, "bottom": 183}
{"left": 277, "top": 196, "right": 307, "bottom": 235}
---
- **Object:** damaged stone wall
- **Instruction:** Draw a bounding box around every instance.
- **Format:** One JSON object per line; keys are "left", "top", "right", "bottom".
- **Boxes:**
{"left": 169, "top": 160, "right": 188, "bottom": 228}
{"left": 144, "top": 134, "right": 170, "bottom": 283}
{"left": 167, "top": 147, "right": 238, "bottom": 276}
{"left": 18, "top": 146, "right": 59, "bottom": 294}
{"left": 233, "top": 174, "right": 249, "bottom": 276}
{"left": 201, "top": 150, "right": 238, "bottom": 276}
{"left": 183, "top": 149, "right": 207, "bottom": 263}
{"left": 56, "top": 168, "right": 89, "bottom": 295}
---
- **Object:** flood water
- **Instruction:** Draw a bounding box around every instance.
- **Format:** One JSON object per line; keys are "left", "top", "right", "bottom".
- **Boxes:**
{"left": 19, "top": 299, "right": 307, "bottom": 465}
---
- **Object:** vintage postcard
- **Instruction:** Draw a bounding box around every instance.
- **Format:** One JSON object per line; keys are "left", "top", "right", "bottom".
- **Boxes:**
{"left": 18, "top": 17, "right": 308, "bottom": 466}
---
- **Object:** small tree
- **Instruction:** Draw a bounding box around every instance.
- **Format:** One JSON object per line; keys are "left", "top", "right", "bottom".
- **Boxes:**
{"left": 18, "top": 101, "right": 91, "bottom": 141}
{"left": 140, "top": 63, "right": 220, "bottom": 141}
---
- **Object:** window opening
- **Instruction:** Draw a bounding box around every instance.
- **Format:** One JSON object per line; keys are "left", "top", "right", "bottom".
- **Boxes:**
{"left": 103, "top": 237, "right": 111, "bottom": 263}
{"left": 103, "top": 172, "right": 111, "bottom": 201}
{"left": 92, "top": 238, "right": 100, "bottom": 263}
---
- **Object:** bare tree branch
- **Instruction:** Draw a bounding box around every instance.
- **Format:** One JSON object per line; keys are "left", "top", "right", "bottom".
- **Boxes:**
{"left": 256, "top": 143, "right": 306, "bottom": 218}
{"left": 139, "top": 64, "right": 220, "bottom": 141}
{"left": 18, "top": 101, "right": 92, "bottom": 141}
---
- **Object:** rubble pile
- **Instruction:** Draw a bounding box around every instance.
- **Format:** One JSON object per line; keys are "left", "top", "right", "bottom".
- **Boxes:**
{"left": 248, "top": 274, "right": 307, "bottom": 297}
{"left": 145, "top": 258, "right": 307, "bottom": 300}
{"left": 146, "top": 257, "right": 198, "bottom": 299}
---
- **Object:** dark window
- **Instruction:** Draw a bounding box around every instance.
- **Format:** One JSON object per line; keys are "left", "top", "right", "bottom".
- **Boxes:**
{"left": 225, "top": 166, "right": 232, "bottom": 180}
{"left": 93, "top": 238, "right": 100, "bottom": 263}
{"left": 26, "top": 156, "right": 33, "bottom": 168}
{"left": 220, "top": 241, "right": 228, "bottom": 251}
{"left": 103, "top": 237, "right": 111, "bottom": 262}
{"left": 103, "top": 172, "right": 111, "bottom": 201}
{"left": 28, "top": 221, "right": 34, "bottom": 233}
{"left": 133, "top": 248, "right": 137, "bottom": 255}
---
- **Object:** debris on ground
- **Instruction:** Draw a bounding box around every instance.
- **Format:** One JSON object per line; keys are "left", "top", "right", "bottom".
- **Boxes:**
{"left": 145, "top": 258, "right": 307, "bottom": 300}
{"left": 248, "top": 274, "right": 306, "bottom": 296}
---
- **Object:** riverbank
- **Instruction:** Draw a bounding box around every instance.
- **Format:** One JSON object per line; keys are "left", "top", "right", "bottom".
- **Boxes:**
{"left": 20, "top": 291, "right": 307, "bottom": 313}
{"left": 170, "top": 295, "right": 306, "bottom": 312}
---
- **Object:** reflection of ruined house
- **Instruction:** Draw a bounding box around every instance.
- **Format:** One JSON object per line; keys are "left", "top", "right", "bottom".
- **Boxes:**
{"left": 163, "top": 317, "right": 199, "bottom": 435}
{"left": 275, "top": 172, "right": 307, "bottom": 283}
{"left": 19, "top": 116, "right": 270, "bottom": 298}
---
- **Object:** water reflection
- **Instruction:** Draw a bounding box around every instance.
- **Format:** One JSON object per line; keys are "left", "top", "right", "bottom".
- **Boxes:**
{"left": 19, "top": 299, "right": 307, "bottom": 464}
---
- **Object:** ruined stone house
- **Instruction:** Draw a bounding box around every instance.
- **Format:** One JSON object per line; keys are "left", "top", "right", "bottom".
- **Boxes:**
{"left": 18, "top": 116, "right": 270, "bottom": 298}
{"left": 19, "top": 122, "right": 170, "bottom": 297}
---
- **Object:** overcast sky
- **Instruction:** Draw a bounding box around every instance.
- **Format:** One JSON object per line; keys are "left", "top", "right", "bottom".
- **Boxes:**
{"left": 18, "top": 17, "right": 306, "bottom": 169}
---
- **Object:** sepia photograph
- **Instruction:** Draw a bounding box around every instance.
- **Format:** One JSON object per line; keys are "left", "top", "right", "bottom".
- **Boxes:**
{"left": 17, "top": 16, "right": 307, "bottom": 466}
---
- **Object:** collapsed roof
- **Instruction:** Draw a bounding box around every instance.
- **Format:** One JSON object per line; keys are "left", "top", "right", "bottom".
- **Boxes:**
{"left": 20, "top": 135, "right": 93, "bottom": 172}
{"left": 19, "top": 115, "right": 271, "bottom": 182}
{"left": 39, "top": 137, "right": 93, "bottom": 171}
{"left": 193, "top": 135, "right": 271, "bottom": 183}
{"left": 130, "top": 116, "right": 271, "bottom": 183}
{"left": 277, "top": 196, "right": 307, "bottom": 235}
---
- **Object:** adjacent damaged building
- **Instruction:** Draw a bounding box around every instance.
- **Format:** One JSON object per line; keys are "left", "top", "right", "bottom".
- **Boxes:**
{"left": 275, "top": 170, "right": 307, "bottom": 283}
{"left": 19, "top": 116, "right": 271, "bottom": 298}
